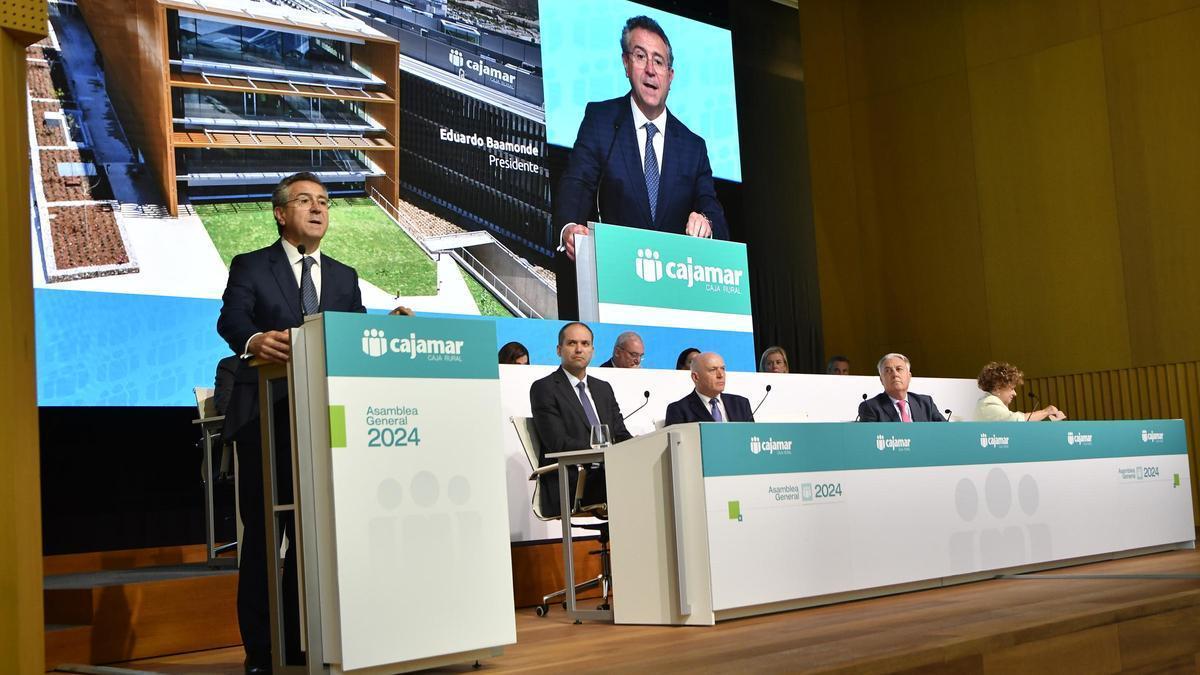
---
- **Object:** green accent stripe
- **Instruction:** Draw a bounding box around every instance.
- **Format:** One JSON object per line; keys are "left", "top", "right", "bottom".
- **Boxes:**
{"left": 329, "top": 405, "right": 347, "bottom": 448}
{"left": 700, "top": 420, "right": 1188, "bottom": 478}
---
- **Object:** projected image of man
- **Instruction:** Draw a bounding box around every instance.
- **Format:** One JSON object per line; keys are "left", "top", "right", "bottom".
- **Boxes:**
{"left": 554, "top": 14, "right": 729, "bottom": 264}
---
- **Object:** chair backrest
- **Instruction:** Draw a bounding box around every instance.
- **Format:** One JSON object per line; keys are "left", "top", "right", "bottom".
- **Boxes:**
{"left": 194, "top": 387, "right": 217, "bottom": 419}
{"left": 510, "top": 416, "right": 552, "bottom": 521}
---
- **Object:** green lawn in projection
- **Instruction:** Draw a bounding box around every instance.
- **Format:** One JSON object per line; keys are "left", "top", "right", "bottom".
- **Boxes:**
{"left": 197, "top": 198, "right": 436, "bottom": 296}
{"left": 459, "top": 267, "right": 515, "bottom": 318}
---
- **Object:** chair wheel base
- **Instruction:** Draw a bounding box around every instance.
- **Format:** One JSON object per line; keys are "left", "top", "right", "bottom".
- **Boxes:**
{"left": 535, "top": 604, "right": 549, "bottom": 617}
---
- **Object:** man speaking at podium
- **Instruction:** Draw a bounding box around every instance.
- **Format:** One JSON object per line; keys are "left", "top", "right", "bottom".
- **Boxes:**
{"left": 553, "top": 15, "right": 729, "bottom": 317}
{"left": 217, "top": 172, "right": 366, "bottom": 673}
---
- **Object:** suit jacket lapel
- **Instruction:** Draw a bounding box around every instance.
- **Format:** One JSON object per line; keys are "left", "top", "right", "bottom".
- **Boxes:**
{"left": 881, "top": 395, "right": 900, "bottom": 422}
{"left": 268, "top": 241, "right": 302, "bottom": 323}
{"left": 618, "top": 94, "right": 654, "bottom": 228}
{"left": 318, "top": 256, "right": 333, "bottom": 312}
{"left": 689, "top": 391, "right": 716, "bottom": 422}
{"left": 555, "top": 369, "right": 592, "bottom": 430}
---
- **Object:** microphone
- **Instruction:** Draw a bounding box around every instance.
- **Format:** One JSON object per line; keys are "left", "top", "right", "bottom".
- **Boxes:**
{"left": 1027, "top": 391, "right": 1039, "bottom": 421}
{"left": 854, "top": 392, "right": 868, "bottom": 422}
{"left": 943, "top": 408, "right": 953, "bottom": 422}
{"left": 297, "top": 244, "right": 308, "bottom": 317}
{"left": 751, "top": 384, "right": 772, "bottom": 416}
{"left": 595, "top": 118, "right": 624, "bottom": 223}
{"left": 622, "top": 390, "right": 651, "bottom": 420}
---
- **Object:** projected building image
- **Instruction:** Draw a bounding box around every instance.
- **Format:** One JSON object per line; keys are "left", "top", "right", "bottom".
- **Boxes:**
{"left": 349, "top": 0, "right": 559, "bottom": 318}
{"left": 78, "top": 0, "right": 400, "bottom": 214}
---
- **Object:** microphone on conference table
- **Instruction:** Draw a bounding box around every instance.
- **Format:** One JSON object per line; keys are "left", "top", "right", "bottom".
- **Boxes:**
{"left": 854, "top": 392, "right": 868, "bottom": 422}
{"left": 943, "top": 408, "right": 953, "bottom": 422}
{"left": 594, "top": 118, "right": 624, "bottom": 223}
{"left": 622, "top": 390, "right": 651, "bottom": 420}
{"left": 297, "top": 244, "right": 308, "bottom": 317}
{"left": 1027, "top": 391, "right": 1039, "bottom": 421}
{"left": 751, "top": 384, "right": 772, "bottom": 417}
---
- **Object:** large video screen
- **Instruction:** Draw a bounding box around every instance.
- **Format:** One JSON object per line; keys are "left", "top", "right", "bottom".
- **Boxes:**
{"left": 27, "top": 0, "right": 746, "bottom": 406}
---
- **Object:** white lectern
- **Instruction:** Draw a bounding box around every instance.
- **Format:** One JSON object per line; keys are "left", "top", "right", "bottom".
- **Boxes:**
{"left": 255, "top": 312, "right": 516, "bottom": 673}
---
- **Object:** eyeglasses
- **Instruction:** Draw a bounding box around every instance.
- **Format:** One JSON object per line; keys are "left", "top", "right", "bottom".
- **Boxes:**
{"left": 619, "top": 346, "right": 645, "bottom": 362}
{"left": 287, "top": 194, "right": 333, "bottom": 209}
{"left": 625, "top": 48, "right": 668, "bottom": 70}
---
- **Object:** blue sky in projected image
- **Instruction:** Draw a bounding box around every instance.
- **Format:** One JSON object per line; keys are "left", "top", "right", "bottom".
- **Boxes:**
{"left": 539, "top": 0, "right": 742, "bottom": 182}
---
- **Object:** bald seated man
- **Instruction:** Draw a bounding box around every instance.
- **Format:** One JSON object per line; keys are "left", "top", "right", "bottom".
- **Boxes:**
{"left": 664, "top": 352, "right": 754, "bottom": 424}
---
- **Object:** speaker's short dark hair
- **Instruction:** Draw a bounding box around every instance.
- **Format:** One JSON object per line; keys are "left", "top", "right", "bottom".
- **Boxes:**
{"left": 271, "top": 172, "right": 325, "bottom": 232}
{"left": 557, "top": 321, "right": 593, "bottom": 346}
{"left": 621, "top": 15, "right": 673, "bottom": 67}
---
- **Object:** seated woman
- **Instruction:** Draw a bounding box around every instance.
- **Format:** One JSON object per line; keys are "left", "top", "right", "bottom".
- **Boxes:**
{"left": 974, "top": 361, "right": 1066, "bottom": 421}
{"left": 759, "top": 346, "right": 789, "bottom": 374}
{"left": 498, "top": 341, "right": 530, "bottom": 365}
{"left": 675, "top": 347, "right": 700, "bottom": 370}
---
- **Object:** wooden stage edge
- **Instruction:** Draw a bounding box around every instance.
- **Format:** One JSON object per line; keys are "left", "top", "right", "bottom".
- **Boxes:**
{"left": 75, "top": 547, "right": 1200, "bottom": 674}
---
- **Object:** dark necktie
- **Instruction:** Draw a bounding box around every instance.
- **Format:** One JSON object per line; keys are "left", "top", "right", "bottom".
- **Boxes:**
{"left": 300, "top": 256, "right": 318, "bottom": 315}
{"left": 643, "top": 122, "right": 659, "bottom": 223}
{"left": 710, "top": 397, "right": 723, "bottom": 422}
{"left": 576, "top": 381, "right": 601, "bottom": 427}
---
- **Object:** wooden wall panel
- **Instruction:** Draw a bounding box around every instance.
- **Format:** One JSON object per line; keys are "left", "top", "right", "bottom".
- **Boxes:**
{"left": 842, "top": 0, "right": 967, "bottom": 100}
{"left": 1023, "top": 361, "right": 1200, "bottom": 525}
{"left": 1099, "top": 0, "right": 1200, "bottom": 31}
{"left": 961, "top": 0, "right": 1098, "bottom": 68}
{"left": 848, "top": 74, "right": 990, "bottom": 376}
{"left": 797, "top": 0, "right": 849, "bottom": 112}
{"left": 1103, "top": 8, "right": 1200, "bottom": 368}
{"left": 968, "top": 36, "right": 1130, "bottom": 376}
{"left": 808, "top": 104, "right": 872, "bottom": 373}
{"left": 1, "top": 8, "right": 46, "bottom": 674}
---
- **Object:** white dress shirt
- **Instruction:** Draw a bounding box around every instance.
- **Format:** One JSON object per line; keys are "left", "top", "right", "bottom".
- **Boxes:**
{"left": 630, "top": 96, "right": 666, "bottom": 174}
{"left": 563, "top": 369, "right": 598, "bottom": 417}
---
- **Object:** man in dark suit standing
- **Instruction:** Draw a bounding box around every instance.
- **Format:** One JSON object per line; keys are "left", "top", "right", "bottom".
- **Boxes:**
{"left": 858, "top": 353, "right": 947, "bottom": 423}
{"left": 553, "top": 15, "right": 729, "bottom": 318}
{"left": 529, "top": 322, "right": 633, "bottom": 517}
{"left": 665, "top": 352, "right": 754, "bottom": 425}
{"left": 217, "top": 172, "right": 367, "bottom": 674}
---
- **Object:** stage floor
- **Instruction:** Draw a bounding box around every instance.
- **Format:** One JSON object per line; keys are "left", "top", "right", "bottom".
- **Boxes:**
{"left": 67, "top": 548, "right": 1200, "bottom": 674}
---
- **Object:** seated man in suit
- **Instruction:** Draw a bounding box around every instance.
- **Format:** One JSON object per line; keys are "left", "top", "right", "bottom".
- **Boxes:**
{"left": 665, "top": 352, "right": 754, "bottom": 424}
{"left": 599, "top": 330, "right": 644, "bottom": 368}
{"left": 529, "top": 322, "right": 633, "bottom": 517}
{"left": 858, "top": 353, "right": 947, "bottom": 423}
{"left": 553, "top": 15, "right": 728, "bottom": 318}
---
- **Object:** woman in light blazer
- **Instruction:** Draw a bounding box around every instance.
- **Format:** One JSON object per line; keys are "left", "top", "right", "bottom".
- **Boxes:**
{"left": 974, "top": 361, "right": 1066, "bottom": 421}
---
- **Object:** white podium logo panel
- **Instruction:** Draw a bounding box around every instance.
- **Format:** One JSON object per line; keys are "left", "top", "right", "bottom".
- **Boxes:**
{"left": 322, "top": 313, "right": 516, "bottom": 670}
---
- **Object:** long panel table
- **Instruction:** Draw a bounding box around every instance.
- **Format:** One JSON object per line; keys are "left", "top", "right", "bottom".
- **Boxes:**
{"left": 603, "top": 420, "right": 1196, "bottom": 625}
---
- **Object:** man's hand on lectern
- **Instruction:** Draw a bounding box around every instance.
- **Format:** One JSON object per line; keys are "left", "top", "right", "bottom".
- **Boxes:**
{"left": 389, "top": 305, "right": 414, "bottom": 316}
{"left": 562, "top": 223, "right": 589, "bottom": 261}
{"left": 685, "top": 212, "right": 713, "bottom": 239}
{"left": 249, "top": 330, "right": 291, "bottom": 363}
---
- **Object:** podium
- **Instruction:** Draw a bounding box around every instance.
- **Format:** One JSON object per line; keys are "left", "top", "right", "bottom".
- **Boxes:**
{"left": 254, "top": 312, "right": 516, "bottom": 673}
{"left": 575, "top": 222, "right": 753, "bottom": 332}
{"left": 603, "top": 421, "right": 1195, "bottom": 626}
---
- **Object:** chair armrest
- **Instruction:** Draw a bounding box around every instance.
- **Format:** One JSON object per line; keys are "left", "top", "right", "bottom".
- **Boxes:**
{"left": 529, "top": 462, "right": 559, "bottom": 480}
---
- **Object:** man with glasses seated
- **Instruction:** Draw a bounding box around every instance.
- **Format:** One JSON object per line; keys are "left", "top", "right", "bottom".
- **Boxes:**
{"left": 216, "top": 172, "right": 409, "bottom": 674}
{"left": 600, "top": 330, "right": 645, "bottom": 368}
{"left": 552, "top": 14, "right": 729, "bottom": 318}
